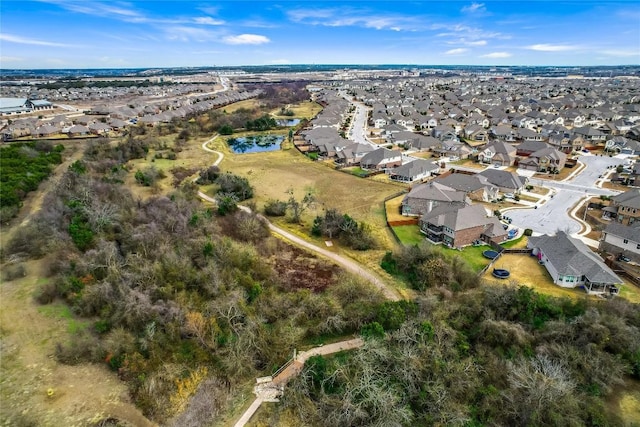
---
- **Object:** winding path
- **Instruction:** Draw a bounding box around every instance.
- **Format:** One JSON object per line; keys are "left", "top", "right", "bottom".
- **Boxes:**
{"left": 197, "top": 138, "right": 400, "bottom": 302}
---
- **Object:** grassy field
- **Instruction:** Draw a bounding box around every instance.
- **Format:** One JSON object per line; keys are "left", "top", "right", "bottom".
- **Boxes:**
{"left": 202, "top": 139, "right": 406, "bottom": 276}
{"left": 272, "top": 101, "right": 323, "bottom": 120}
{"left": 222, "top": 98, "right": 261, "bottom": 113}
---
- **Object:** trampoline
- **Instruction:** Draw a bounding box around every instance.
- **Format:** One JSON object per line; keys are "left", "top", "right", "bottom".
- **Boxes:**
{"left": 492, "top": 268, "right": 511, "bottom": 279}
{"left": 483, "top": 250, "right": 500, "bottom": 260}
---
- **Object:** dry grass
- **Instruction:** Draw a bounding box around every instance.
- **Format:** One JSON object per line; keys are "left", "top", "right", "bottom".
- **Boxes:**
{"left": 450, "top": 159, "right": 486, "bottom": 169}
{"left": 385, "top": 195, "right": 406, "bottom": 222}
{"left": 203, "top": 141, "right": 406, "bottom": 276}
{"left": 271, "top": 101, "right": 323, "bottom": 120}
{"left": 0, "top": 260, "right": 154, "bottom": 426}
{"left": 482, "top": 253, "right": 595, "bottom": 300}
{"left": 483, "top": 252, "right": 640, "bottom": 304}
{"left": 223, "top": 99, "right": 261, "bottom": 113}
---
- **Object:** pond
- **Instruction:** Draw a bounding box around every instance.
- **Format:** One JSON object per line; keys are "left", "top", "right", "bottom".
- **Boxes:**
{"left": 227, "top": 135, "right": 283, "bottom": 154}
{"left": 276, "top": 119, "right": 300, "bottom": 127}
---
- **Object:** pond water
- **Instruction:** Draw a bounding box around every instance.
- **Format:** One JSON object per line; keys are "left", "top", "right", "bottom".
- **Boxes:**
{"left": 227, "top": 135, "right": 283, "bottom": 154}
{"left": 276, "top": 119, "right": 300, "bottom": 127}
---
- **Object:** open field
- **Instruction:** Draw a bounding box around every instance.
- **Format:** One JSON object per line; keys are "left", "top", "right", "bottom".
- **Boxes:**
{"left": 0, "top": 260, "right": 153, "bottom": 426}
{"left": 223, "top": 98, "right": 261, "bottom": 113}
{"left": 202, "top": 139, "right": 407, "bottom": 278}
{"left": 271, "top": 101, "right": 323, "bottom": 120}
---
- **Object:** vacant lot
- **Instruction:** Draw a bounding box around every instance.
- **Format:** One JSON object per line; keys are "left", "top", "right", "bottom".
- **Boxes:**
{"left": 0, "top": 260, "right": 153, "bottom": 426}
{"left": 205, "top": 141, "right": 403, "bottom": 257}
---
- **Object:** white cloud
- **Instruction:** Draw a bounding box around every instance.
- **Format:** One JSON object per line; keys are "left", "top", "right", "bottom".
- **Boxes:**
{"left": 598, "top": 49, "right": 640, "bottom": 57}
{"left": 287, "top": 8, "right": 422, "bottom": 31}
{"left": 193, "top": 17, "right": 225, "bottom": 26}
{"left": 445, "top": 48, "right": 469, "bottom": 55}
{"left": 165, "top": 26, "right": 219, "bottom": 42}
{"left": 461, "top": 3, "right": 486, "bottom": 13}
{"left": 467, "top": 40, "right": 487, "bottom": 46}
{"left": 481, "top": 52, "right": 512, "bottom": 58}
{"left": 0, "top": 56, "right": 24, "bottom": 63}
{"left": 223, "top": 34, "right": 270, "bottom": 45}
{"left": 528, "top": 44, "right": 576, "bottom": 52}
{"left": 0, "top": 33, "right": 75, "bottom": 47}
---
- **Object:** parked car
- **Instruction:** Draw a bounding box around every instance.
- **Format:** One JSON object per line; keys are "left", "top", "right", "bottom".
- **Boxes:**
{"left": 617, "top": 254, "right": 631, "bottom": 262}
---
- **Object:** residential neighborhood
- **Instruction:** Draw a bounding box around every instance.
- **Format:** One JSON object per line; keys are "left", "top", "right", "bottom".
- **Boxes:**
{"left": 3, "top": 68, "right": 640, "bottom": 296}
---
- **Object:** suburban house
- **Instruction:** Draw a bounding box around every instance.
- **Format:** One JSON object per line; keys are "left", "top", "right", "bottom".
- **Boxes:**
{"left": 605, "top": 136, "right": 640, "bottom": 155}
{"left": 419, "top": 204, "right": 508, "bottom": 248}
{"left": 477, "top": 141, "right": 517, "bottom": 166}
{"left": 360, "top": 147, "right": 403, "bottom": 170}
{"left": 490, "top": 125, "right": 517, "bottom": 142}
{"left": 407, "top": 135, "right": 442, "bottom": 152}
{"left": 516, "top": 140, "right": 548, "bottom": 157}
{"left": 401, "top": 181, "right": 470, "bottom": 217}
{"left": 0, "top": 98, "right": 52, "bottom": 115}
{"left": 388, "top": 159, "right": 439, "bottom": 183}
{"left": 602, "top": 189, "right": 640, "bottom": 225}
{"left": 517, "top": 147, "right": 567, "bottom": 172}
{"left": 478, "top": 169, "right": 527, "bottom": 194}
{"left": 599, "top": 222, "right": 640, "bottom": 263}
{"left": 433, "top": 173, "right": 499, "bottom": 202}
{"left": 335, "top": 143, "right": 374, "bottom": 166}
{"left": 528, "top": 231, "right": 622, "bottom": 295}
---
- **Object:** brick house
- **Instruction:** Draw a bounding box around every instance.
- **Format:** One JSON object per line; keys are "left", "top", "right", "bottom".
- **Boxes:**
{"left": 419, "top": 204, "right": 507, "bottom": 248}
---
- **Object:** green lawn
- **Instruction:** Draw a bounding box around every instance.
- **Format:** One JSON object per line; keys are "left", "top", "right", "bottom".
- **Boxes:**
{"left": 392, "top": 225, "right": 424, "bottom": 246}
{"left": 390, "top": 225, "right": 492, "bottom": 272}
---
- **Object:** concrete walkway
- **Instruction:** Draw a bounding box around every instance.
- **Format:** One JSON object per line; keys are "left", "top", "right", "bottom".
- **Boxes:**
{"left": 233, "top": 338, "right": 364, "bottom": 427}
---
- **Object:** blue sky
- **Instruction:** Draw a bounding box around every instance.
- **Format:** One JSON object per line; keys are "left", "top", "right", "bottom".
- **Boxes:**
{"left": 1, "top": 1, "right": 639, "bottom": 68}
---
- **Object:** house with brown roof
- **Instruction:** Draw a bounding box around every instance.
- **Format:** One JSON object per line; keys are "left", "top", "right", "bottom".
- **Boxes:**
{"left": 477, "top": 141, "right": 516, "bottom": 166}
{"left": 517, "top": 147, "right": 567, "bottom": 172}
{"left": 602, "top": 189, "right": 640, "bottom": 225}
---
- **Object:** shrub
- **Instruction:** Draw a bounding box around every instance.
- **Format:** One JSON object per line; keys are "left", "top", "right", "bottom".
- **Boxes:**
{"left": 219, "top": 124, "right": 233, "bottom": 135}
{"left": 216, "top": 173, "right": 253, "bottom": 201}
{"left": 523, "top": 228, "right": 533, "bottom": 236}
{"left": 197, "top": 165, "right": 220, "bottom": 185}
{"left": 2, "top": 263, "right": 26, "bottom": 281}
{"left": 264, "top": 199, "right": 287, "bottom": 216}
{"left": 34, "top": 281, "right": 57, "bottom": 304}
{"left": 361, "top": 322, "right": 385, "bottom": 339}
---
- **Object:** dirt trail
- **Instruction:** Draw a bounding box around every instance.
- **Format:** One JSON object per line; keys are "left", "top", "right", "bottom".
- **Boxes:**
{"left": 0, "top": 260, "right": 155, "bottom": 427}
{"left": 198, "top": 140, "right": 400, "bottom": 301}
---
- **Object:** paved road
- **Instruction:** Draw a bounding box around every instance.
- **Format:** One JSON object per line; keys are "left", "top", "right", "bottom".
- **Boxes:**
{"left": 505, "top": 155, "right": 623, "bottom": 235}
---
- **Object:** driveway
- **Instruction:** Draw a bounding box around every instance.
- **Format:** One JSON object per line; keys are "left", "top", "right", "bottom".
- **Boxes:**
{"left": 505, "top": 154, "right": 623, "bottom": 235}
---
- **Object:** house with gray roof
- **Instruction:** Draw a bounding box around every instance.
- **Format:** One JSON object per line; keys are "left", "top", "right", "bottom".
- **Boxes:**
{"left": 599, "top": 222, "right": 640, "bottom": 263}
{"left": 518, "top": 147, "right": 567, "bottom": 172}
{"left": 401, "top": 181, "right": 470, "bottom": 216}
{"left": 335, "top": 142, "right": 374, "bottom": 166}
{"left": 478, "top": 169, "right": 527, "bottom": 194}
{"left": 360, "top": 147, "right": 403, "bottom": 170}
{"left": 388, "top": 159, "right": 439, "bottom": 183}
{"left": 528, "top": 231, "right": 622, "bottom": 295}
{"left": 420, "top": 204, "right": 507, "bottom": 248}
{"left": 434, "top": 173, "right": 499, "bottom": 202}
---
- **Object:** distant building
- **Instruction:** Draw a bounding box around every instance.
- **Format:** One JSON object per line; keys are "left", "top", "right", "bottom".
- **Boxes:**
{"left": 0, "top": 98, "right": 53, "bottom": 115}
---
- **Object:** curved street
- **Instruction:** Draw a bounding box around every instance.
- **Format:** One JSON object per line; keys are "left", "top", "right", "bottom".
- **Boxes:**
{"left": 504, "top": 155, "right": 623, "bottom": 236}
